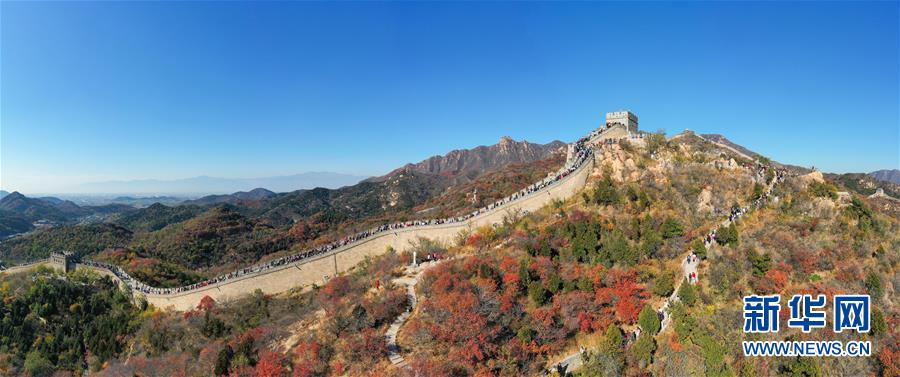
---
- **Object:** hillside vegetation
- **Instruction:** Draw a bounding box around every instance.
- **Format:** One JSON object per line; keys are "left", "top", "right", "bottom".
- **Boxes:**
{"left": 1, "top": 132, "right": 896, "bottom": 377}
{"left": 1, "top": 138, "right": 566, "bottom": 287}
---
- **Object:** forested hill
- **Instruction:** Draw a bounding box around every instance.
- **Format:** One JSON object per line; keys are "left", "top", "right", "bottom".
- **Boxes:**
{"left": 3, "top": 129, "right": 895, "bottom": 376}
{"left": 1, "top": 137, "right": 566, "bottom": 280}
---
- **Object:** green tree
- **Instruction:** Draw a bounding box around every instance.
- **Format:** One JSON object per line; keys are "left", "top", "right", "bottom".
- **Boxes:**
{"left": 640, "top": 229, "right": 663, "bottom": 258}
{"left": 631, "top": 333, "right": 656, "bottom": 369}
{"left": 717, "top": 223, "right": 739, "bottom": 246}
{"left": 202, "top": 311, "right": 230, "bottom": 338}
{"left": 518, "top": 258, "right": 531, "bottom": 291}
{"left": 215, "top": 345, "right": 234, "bottom": 376}
{"left": 808, "top": 181, "right": 838, "bottom": 200}
{"left": 871, "top": 308, "right": 886, "bottom": 335}
{"left": 517, "top": 326, "right": 535, "bottom": 344}
{"left": 638, "top": 304, "right": 660, "bottom": 335}
{"left": 865, "top": 272, "right": 883, "bottom": 300}
{"left": 24, "top": 350, "right": 54, "bottom": 377}
{"left": 751, "top": 183, "right": 764, "bottom": 200}
{"left": 581, "top": 326, "right": 626, "bottom": 377}
{"left": 678, "top": 278, "right": 696, "bottom": 306}
{"left": 671, "top": 303, "right": 696, "bottom": 343}
{"left": 528, "top": 282, "right": 548, "bottom": 305}
{"left": 660, "top": 218, "right": 684, "bottom": 239}
{"left": 691, "top": 238, "right": 707, "bottom": 259}
{"left": 547, "top": 275, "right": 562, "bottom": 294}
{"left": 780, "top": 356, "right": 822, "bottom": 377}
{"left": 599, "top": 325, "right": 624, "bottom": 356}
{"left": 652, "top": 272, "right": 675, "bottom": 297}
{"left": 593, "top": 177, "right": 619, "bottom": 206}
{"left": 748, "top": 250, "right": 771, "bottom": 277}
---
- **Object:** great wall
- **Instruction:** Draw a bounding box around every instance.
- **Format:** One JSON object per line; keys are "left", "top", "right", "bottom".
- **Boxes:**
{"left": 1, "top": 121, "right": 643, "bottom": 312}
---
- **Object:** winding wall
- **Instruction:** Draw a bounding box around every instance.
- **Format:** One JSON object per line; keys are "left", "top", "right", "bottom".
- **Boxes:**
{"left": 140, "top": 154, "right": 595, "bottom": 311}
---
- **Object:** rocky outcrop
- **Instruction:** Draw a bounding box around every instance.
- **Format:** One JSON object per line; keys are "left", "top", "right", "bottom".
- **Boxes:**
{"left": 373, "top": 136, "right": 565, "bottom": 183}
{"left": 798, "top": 171, "right": 825, "bottom": 185}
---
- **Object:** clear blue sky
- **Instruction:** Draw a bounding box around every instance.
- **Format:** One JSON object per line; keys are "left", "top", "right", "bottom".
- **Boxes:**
{"left": 2, "top": 1, "right": 898, "bottom": 193}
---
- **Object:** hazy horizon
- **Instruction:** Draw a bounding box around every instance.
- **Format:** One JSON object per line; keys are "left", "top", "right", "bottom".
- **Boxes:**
{"left": 2, "top": 2, "right": 898, "bottom": 194}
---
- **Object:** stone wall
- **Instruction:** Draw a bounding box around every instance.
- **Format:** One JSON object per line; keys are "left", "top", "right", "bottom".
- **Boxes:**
{"left": 0, "top": 261, "right": 49, "bottom": 275}
{"left": 142, "top": 154, "right": 596, "bottom": 311}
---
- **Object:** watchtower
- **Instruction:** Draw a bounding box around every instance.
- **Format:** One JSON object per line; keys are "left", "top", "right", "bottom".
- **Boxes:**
{"left": 49, "top": 251, "right": 76, "bottom": 273}
{"left": 605, "top": 111, "right": 639, "bottom": 132}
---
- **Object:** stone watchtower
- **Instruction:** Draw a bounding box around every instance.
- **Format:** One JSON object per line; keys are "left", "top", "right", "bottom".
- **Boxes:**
{"left": 49, "top": 250, "right": 76, "bottom": 273}
{"left": 605, "top": 111, "right": 639, "bottom": 132}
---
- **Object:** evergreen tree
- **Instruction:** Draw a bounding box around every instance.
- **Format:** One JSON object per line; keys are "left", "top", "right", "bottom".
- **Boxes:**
{"left": 638, "top": 304, "right": 661, "bottom": 335}
{"left": 593, "top": 177, "right": 619, "bottom": 206}
{"left": 678, "top": 278, "right": 696, "bottom": 306}
{"left": 717, "top": 223, "right": 739, "bottom": 246}
{"left": 528, "top": 282, "right": 548, "bottom": 305}
{"left": 652, "top": 272, "right": 675, "bottom": 297}
{"left": 691, "top": 238, "right": 707, "bottom": 259}
{"left": 748, "top": 250, "right": 771, "bottom": 277}
{"left": 631, "top": 333, "right": 656, "bottom": 369}
{"left": 215, "top": 345, "right": 234, "bottom": 376}
{"left": 660, "top": 217, "right": 684, "bottom": 239}
{"left": 865, "top": 272, "right": 883, "bottom": 300}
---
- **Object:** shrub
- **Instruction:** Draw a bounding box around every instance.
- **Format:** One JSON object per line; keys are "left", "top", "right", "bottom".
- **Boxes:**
{"left": 808, "top": 181, "right": 838, "bottom": 200}
{"left": 638, "top": 304, "right": 660, "bottom": 335}
{"left": 716, "top": 223, "right": 739, "bottom": 246}
{"left": 528, "top": 282, "right": 548, "bottom": 305}
{"left": 691, "top": 239, "right": 707, "bottom": 259}
{"left": 593, "top": 177, "right": 619, "bottom": 206}
{"left": 678, "top": 278, "right": 696, "bottom": 306}
{"left": 660, "top": 218, "right": 684, "bottom": 239}
{"left": 865, "top": 272, "right": 883, "bottom": 300}
{"left": 631, "top": 332, "right": 656, "bottom": 369}
{"left": 748, "top": 250, "right": 771, "bottom": 277}
{"left": 652, "top": 272, "right": 674, "bottom": 297}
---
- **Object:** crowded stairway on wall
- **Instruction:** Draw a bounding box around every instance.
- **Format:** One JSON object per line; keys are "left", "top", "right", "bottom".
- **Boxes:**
{"left": 80, "top": 132, "right": 597, "bottom": 296}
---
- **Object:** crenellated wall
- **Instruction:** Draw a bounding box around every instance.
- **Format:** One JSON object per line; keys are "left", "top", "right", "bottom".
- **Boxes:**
{"left": 3, "top": 128, "right": 617, "bottom": 312}
{"left": 140, "top": 154, "right": 595, "bottom": 311}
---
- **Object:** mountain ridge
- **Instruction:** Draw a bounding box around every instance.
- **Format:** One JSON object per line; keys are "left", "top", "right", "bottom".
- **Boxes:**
{"left": 869, "top": 169, "right": 900, "bottom": 184}
{"left": 73, "top": 171, "right": 368, "bottom": 195}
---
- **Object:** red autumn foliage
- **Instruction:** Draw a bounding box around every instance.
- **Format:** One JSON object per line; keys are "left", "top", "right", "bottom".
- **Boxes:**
{"left": 595, "top": 268, "right": 648, "bottom": 324}
{"left": 530, "top": 257, "right": 556, "bottom": 282}
{"left": 880, "top": 347, "right": 900, "bottom": 377}
{"left": 465, "top": 232, "right": 483, "bottom": 247}
{"left": 197, "top": 295, "right": 216, "bottom": 312}
{"left": 254, "top": 350, "right": 284, "bottom": 377}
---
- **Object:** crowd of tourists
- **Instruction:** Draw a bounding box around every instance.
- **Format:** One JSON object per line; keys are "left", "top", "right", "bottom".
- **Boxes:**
{"left": 84, "top": 134, "right": 595, "bottom": 296}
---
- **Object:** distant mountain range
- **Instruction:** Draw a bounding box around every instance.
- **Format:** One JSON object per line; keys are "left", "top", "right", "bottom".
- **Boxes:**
{"left": 73, "top": 172, "right": 368, "bottom": 195}
{"left": 0, "top": 190, "right": 9, "bottom": 200}
{"left": 869, "top": 169, "right": 900, "bottom": 184}
{"left": 0, "top": 192, "right": 138, "bottom": 238}
{"left": 1, "top": 135, "right": 567, "bottom": 271}
{"left": 369, "top": 136, "right": 566, "bottom": 183}
{"left": 181, "top": 188, "right": 277, "bottom": 206}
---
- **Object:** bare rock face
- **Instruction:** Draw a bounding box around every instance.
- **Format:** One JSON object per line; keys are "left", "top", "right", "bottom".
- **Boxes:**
{"left": 810, "top": 197, "right": 836, "bottom": 218}
{"left": 697, "top": 186, "right": 714, "bottom": 214}
{"left": 799, "top": 171, "right": 825, "bottom": 185}
{"left": 375, "top": 136, "right": 566, "bottom": 184}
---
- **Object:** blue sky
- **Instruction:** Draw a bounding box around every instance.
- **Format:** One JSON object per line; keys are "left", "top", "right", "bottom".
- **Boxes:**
{"left": 2, "top": 1, "right": 898, "bottom": 193}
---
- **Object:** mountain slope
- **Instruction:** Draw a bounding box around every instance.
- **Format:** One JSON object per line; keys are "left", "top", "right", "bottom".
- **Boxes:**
{"left": 111, "top": 203, "right": 206, "bottom": 233}
{"left": 370, "top": 136, "right": 564, "bottom": 183}
{"left": 0, "top": 192, "right": 86, "bottom": 222}
{"left": 0, "top": 210, "right": 34, "bottom": 238}
{"left": 181, "top": 188, "right": 277, "bottom": 206}
{"left": 826, "top": 172, "right": 900, "bottom": 198}
{"left": 76, "top": 172, "right": 367, "bottom": 194}
{"left": 257, "top": 137, "right": 565, "bottom": 226}
{"left": 870, "top": 169, "right": 900, "bottom": 184}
